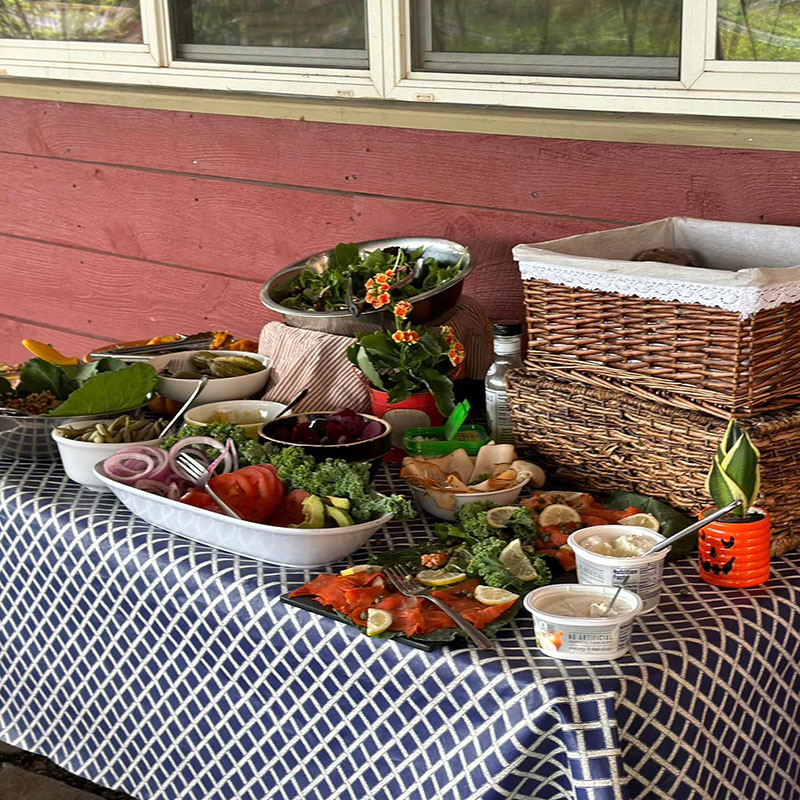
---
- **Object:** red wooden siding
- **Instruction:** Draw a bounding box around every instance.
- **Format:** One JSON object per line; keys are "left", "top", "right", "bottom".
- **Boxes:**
{"left": 2, "top": 95, "right": 800, "bottom": 363}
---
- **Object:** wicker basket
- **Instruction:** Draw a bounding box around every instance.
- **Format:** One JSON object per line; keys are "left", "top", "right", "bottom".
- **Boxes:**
{"left": 507, "top": 369, "right": 800, "bottom": 556}
{"left": 515, "top": 218, "right": 800, "bottom": 419}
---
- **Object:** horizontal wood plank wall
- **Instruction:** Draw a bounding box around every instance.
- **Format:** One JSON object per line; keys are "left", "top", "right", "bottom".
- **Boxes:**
{"left": 1, "top": 95, "right": 800, "bottom": 362}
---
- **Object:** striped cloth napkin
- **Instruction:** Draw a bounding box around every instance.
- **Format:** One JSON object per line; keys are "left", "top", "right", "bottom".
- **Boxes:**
{"left": 258, "top": 296, "right": 493, "bottom": 413}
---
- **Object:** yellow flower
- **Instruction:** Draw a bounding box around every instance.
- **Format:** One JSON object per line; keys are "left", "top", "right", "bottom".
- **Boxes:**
{"left": 392, "top": 331, "right": 405, "bottom": 343}
{"left": 393, "top": 301, "right": 413, "bottom": 318}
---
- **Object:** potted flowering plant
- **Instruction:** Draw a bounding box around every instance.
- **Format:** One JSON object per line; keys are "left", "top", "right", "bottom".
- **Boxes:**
{"left": 346, "top": 300, "right": 465, "bottom": 423}
{"left": 699, "top": 419, "right": 770, "bottom": 588}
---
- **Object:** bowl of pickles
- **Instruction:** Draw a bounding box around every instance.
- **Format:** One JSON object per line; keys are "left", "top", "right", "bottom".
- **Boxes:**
{"left": 147, "top": 350, "right": 271, "bottom": 403}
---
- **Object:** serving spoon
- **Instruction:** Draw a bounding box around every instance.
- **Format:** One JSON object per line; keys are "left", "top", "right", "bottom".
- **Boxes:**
{"left": 643, "top": 499, "right": 742, "bottom": 556}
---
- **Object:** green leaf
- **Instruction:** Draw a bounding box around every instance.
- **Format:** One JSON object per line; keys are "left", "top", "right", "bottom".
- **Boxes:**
{"left": 332, "top": 242, "right": 359, "bottom": 268}
{"left": 421, "top": 367, "right": 455, "bottom": 416}
{"left": 0, "top": 376, "right": 12, "bottom": 397}
{"left": 355, "top": 346, "right": 385, "bottom": 390}
{"left": 718, "top": 418, "right": 742, "bottom": 460}
{"left": 47, "top": 363, "right": 158, "bottom": 416}
{"left": 604, "top": 491, "right": 694, "bottom": 559}
{"left": 355, "top": 333, "right": 398, "bottom": 356}
{"left": 706, "top": 456, "right": 747, "bottom": 516}
{"left": 721, "top": 431, "right": 760, "bottom": 509}
{"left": 18, "top": 358, "right": 75, "bottom": 400}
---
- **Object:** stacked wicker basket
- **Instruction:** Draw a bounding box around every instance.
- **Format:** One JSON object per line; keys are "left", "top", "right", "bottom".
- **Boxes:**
{"left": 507, "top": 218, "right": 800, "bottom": 556}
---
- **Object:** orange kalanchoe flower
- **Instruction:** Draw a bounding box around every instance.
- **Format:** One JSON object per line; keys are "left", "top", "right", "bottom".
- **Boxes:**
{"left": 393, "top": 301, "right": 413, "bottom": 318}
{"left": 448, "top": 348, "right": 465, "bottom": 366}
{"left": 365, "top": 278, "right": 375, "bottom": 289}
{"left": 405, "top": 330, "right": 420, "bottom": 344}
{"left": 392, "top": 331, "right": 406, "bottom": 343}
{"left": 441, "top": 325, "right": 457, "bottom": 345}
{"left": 374, "top": 273, "right": 389, "bottom": 285}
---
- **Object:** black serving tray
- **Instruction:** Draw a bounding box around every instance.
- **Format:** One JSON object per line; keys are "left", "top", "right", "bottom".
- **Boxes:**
{"left": 280, "top": 593, "right": 440, "bottom": 652}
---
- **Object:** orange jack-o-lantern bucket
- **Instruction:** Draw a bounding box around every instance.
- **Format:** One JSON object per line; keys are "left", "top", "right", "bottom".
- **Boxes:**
{"left": 698, "top": 507, "right": 770, "bottom": 588}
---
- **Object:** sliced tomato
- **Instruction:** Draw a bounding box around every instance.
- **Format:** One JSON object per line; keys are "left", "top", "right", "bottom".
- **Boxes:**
{"left": 247, "top": 464, "right": 285, "bottom": 516}
{"left": 235, "top": 467, "right": 276, "bottom": 522}
{"left": 268, "top": 488, "right": 309, "bottom": 527}
{"left": 180, "top": 490, "right": 221, "bottom": 514}
{"left": 208, "top": 472, "right": 258, "bottom": 520}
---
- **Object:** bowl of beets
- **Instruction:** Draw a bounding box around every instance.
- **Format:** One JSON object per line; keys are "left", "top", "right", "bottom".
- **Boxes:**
{"left": 259, "top": 409, "right": 391, "bottom": 468}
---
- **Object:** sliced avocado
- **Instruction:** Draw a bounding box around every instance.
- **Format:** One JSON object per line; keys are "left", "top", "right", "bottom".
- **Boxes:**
{"left": 325, "top": 506, "right": 355, "bottom": 527}
{"left": 326, "top": 496, "right": 351, "bottom": 511}
{"left": 295, "top": 496, "right": 326, "bottom": 529}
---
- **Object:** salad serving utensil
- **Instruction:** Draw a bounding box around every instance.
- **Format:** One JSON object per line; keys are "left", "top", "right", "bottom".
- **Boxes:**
{"left": 175, "top": 450, "right": 241, "bottom": 520}
{"left": 159, "top": 375, "right": 209, "bottom": 440}
{"left": 644, "top": 499, "right": 743, "bottom": 555}
{"left": 383, "top": 566, "right": 494, "bottom": 649}
{"left": 273, "top": 388, "right": 310, "bottom": 420}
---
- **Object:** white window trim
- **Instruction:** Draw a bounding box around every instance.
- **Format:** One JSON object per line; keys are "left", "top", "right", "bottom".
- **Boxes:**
{"left": 3, "top": 0, "right": 800, "bottom": 118}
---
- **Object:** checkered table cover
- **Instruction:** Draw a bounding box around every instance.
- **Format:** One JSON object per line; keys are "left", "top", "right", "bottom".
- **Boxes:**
{"left": 1, "top": 459, "right": 799, "bottom": 800}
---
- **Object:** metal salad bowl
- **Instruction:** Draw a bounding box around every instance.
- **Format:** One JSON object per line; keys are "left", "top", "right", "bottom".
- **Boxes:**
{"left": 260, "top": 237, "right": 473, "bottom": 336}
{"left": 0, "top": 405, "right": 150, "bottom": 462}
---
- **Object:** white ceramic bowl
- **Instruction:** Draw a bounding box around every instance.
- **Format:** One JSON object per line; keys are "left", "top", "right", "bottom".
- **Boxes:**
{"left": 93, "top": 463, "right": 393, "bottom": 568}
{"left": 406, "top": 477, "right": 530, "bottom": 521}
{"left": 524, "top": 583, "right": 643, "bottom": 661}
{"left": 568, "top": 525, "right": 669, "bottom": 613}
{"left": 52, "top": 421, "right": 161, "bottom": 489}
{"left": 184, "top": 400, "right": 286, "bottom": 439}
{"left": 148, "top": 350, "right": 270, "bottom": 403}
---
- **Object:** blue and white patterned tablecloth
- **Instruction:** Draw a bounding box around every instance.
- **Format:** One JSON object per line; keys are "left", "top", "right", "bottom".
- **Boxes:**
{"left": 1, "top": 459, "right": 799, "bottom": 800}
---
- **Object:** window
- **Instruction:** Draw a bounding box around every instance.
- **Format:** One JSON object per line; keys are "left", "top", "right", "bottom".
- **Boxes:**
{"left": 2, "top": 0, "right": 800, "bottom": 118}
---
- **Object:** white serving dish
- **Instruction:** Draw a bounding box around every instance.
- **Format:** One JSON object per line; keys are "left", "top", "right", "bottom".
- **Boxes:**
{"left": 52, "top": 421, "right": 161, "bottom": 489}
{"left": 93, "top": 463, "right": 392, "bottom": 568}
{"left": 148, "top": 350, "right": 270, "bottom": 403}
{"left": 524, "top": 583, "right": 643, "bottom": 661}
{"left": 183, "top": 399, "right": 285, "bottom": 439}
{"left": 406, "top": 477, "right": 530, "bottom": 521}
{"left": 568, "top": 525, "right": 669, "bottom": 613}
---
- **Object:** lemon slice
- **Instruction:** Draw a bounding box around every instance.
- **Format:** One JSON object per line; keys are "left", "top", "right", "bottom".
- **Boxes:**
{"left": 485, "top": 506, "right": 519, "bottom": 529}
{"left": 416, "top": 568, "right": 467, "bottom": 587}
{"left": 498, "top": 539, "right": 539, "bottom": 582}
{"left": 619, "top": 512, "right": 660, "bottom": 531}
{"left": 538, "top": 503, "right": 581, "bottom": 528}
{"left": 474, "top": 585, "right": 519, "bottom": 606}
{"left": 340, "top": 564, "right": 382, "bottom": 577}
{"left": 366, "top": 608, "right": 393, "bottom": 636}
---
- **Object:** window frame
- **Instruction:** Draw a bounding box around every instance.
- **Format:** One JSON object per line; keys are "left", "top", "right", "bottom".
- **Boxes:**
{"left": 2, "top": 0, "right": 800, "bottom": 118}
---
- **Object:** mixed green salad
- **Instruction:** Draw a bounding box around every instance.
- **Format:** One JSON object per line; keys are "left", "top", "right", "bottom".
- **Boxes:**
{"left": 277, "top": 242, "right": 468, "bottom": 312}
{"left": 0, "top": 357, "right": 158, "bottom": 417}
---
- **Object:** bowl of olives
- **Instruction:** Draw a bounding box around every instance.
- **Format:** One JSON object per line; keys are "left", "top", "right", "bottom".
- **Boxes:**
{"left": 147, "top": 350, "right": 271, "bottom": 403}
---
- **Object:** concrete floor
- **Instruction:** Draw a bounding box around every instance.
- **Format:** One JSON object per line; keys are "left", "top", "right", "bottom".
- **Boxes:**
{"left": 0, "top": 741, "right": 137, "bottom": 800}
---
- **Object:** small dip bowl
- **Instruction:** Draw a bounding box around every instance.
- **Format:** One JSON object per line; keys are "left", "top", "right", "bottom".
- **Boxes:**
{"left": 524, "top": 583, "right": 643, "bottom": 661}
{"left": 184, "top": 400, "right": 286, "bottom": 440}
{"left": 568, "top": 525, "right": 669, "bottom": 613}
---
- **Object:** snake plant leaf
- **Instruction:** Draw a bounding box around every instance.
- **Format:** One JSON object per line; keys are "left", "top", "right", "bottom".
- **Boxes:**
{"left": 355, "top": 345, "right": 384, "bottom": 390}
{"left": 721, "top": 430, "right": 760, "bottom": 510}
{"left": 718, "top": 418, "right": 742, "bottom": 460}
{"left": 706, "top": 455, "right": 748, "bottom": 515}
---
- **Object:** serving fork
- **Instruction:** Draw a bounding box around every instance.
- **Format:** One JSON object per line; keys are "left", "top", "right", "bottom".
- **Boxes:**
{"left": 383, "top": 566, "right": 494, "bottom": 649}
{"left": 175, "top": 451, "right": 241, "bottom": 520}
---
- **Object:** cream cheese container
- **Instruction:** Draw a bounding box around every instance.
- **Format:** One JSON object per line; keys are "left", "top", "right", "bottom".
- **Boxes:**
{"left": 568, "top": 525, "right": 670, "bottom": 612}
{"left": 524, "top": 584, "right": 643, "bottom": 661}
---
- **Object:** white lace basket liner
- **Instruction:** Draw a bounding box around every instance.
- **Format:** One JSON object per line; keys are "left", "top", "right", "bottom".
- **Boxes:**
{"left": 514, "top": 217, "right": 800, "bottom": 319}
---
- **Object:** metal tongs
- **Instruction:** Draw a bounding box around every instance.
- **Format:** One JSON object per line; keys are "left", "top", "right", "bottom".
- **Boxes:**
{"left": 88, "top": 332, "right": 215, "bottom": 361}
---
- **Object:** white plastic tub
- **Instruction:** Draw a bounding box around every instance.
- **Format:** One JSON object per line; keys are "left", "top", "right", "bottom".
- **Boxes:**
{"left": 568, "top": 525, "right": 669, "bottom": 612}
{"left": 524, "top": 584, "right": 643, "bottom": 661}
{"left": 93, "top": 463, "right": 392, "bottom": 568}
